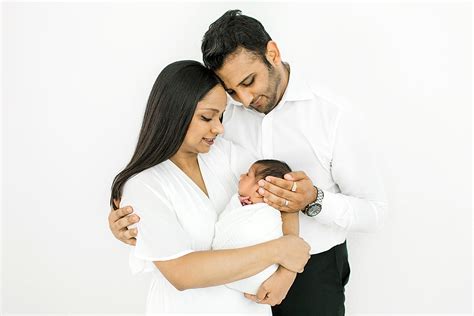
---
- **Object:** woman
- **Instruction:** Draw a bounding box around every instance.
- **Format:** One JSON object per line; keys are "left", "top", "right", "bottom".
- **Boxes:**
{"left": 110, "top": 60, "right": 310, "bottom": 314}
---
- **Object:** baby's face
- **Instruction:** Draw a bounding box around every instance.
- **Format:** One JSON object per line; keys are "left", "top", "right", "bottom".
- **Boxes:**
{"left": 238, "top": 164, "right": 262, "bottom": 203}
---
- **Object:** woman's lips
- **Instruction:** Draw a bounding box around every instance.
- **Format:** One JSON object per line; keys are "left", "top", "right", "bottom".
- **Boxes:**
{"left": 202, "top": 137, "right": 215, "bottom": 146}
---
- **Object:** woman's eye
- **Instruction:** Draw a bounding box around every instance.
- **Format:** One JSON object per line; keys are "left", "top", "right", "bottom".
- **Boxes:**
{"left": 201, "top": 116, "right": 212, "bottom": 122}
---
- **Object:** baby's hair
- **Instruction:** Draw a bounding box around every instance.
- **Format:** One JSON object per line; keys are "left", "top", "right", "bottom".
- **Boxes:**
{"left": 253, "top": 159, "right": 292, "bottom": 181}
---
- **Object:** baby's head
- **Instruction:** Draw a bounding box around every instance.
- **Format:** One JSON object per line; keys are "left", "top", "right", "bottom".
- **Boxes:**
{"left": 239, "top": 159, "right": 292, "bottom": 205}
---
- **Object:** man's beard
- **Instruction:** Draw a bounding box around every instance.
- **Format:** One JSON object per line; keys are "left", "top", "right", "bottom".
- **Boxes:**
{"left": 252, "top": 66, "right": 281, "bottom": 114}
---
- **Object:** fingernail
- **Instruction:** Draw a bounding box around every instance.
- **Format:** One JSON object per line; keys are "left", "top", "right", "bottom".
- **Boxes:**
{"left": 284, "top": 174, "right": 293, "bottom": 180}
{"left": 263, "top": 198, "right": 268, "bottom": 203}
{"left": 127, "top": 207, "right": 132, "bottom": 212}
{"left": 265, "top": 176, "right": 272, "bottom": 182}
{"left": 258, "top": 180, "right": 265, "bottom": 187}
{"left": 258, "top": 188, "right": 265, "bottom": 195}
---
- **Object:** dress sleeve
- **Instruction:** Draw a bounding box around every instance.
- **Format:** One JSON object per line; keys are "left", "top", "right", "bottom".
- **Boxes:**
{"left": 121, "top": 176, "right": 194, "bottom": 274}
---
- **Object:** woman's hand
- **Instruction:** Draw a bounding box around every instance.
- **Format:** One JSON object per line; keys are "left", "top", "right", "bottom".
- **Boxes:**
{"left": 258, "top": 171, "right": 317, "bottom": 213}
{"left": 244, "top": 266, "right": 296, "bottom": 306}
{"left": 275, "top": 235, "right": 311, "bottom": 273}
{"left": 108, "top": 204, "right": 140, "bottom": 246}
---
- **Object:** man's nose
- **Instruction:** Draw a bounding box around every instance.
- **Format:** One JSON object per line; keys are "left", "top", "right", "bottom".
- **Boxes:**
{"left": 237, "top": 90, "right": 254, "bottom": 108}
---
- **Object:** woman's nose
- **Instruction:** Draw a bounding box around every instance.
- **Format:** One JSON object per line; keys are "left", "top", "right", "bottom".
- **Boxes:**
{"left": 211, "top": 120, "right": 224, "bottom": 135}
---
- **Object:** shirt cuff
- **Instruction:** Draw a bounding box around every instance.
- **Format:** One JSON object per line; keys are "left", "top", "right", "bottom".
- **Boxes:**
{"left": 312, "top": 190, "right": 354, "bottom": 230}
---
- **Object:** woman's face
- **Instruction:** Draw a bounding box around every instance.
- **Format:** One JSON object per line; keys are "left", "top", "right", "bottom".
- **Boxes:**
{"left": 180, "top": 84, "right": 227, "bottom": 155}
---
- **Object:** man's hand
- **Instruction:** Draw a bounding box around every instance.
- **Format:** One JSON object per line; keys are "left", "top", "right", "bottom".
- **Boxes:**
{"left": 108, "top": 204, "right": 140, "bottom": 246}
{"left": 258, "top": 171, "right": 317, "bottom": 213}
{"left": 244, "top": 266, "right": 297, "bottom": 306}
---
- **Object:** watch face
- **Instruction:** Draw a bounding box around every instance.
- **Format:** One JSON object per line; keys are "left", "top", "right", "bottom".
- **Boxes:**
{"left": 307, "top": 204, "right": 322, "bottom": 217}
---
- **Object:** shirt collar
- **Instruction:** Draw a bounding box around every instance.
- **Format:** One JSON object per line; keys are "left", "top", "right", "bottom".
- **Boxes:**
{"left": 281, "top": 64, "right": 314, "bottom": 103}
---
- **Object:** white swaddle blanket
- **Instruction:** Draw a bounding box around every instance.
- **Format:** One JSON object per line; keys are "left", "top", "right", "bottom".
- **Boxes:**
{"left": 212, "top": 193, "right": 283, "bottom": 295}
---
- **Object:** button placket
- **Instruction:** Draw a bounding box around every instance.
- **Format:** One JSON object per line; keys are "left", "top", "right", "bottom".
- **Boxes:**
{"left": 261, "top": 115, "right": 273, "bottom": 158}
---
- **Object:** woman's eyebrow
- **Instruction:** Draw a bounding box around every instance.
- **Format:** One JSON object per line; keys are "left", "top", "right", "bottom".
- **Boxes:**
{"left": 199, "top": 108, "right": 220, "bottom": 112}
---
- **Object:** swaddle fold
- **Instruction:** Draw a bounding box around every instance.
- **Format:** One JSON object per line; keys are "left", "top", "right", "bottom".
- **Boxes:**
{"left": 213, "top": 194, "right": 283, "bottom": 294}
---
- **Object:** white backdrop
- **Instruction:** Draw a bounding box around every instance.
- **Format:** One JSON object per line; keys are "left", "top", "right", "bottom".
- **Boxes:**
{"left": 2, "top": 1, "right": 472, "bottom": 314}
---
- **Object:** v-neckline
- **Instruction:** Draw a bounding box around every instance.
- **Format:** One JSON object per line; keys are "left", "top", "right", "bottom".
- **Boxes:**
{"left": 168, "top": 155, "right": 211, "bottom": 200}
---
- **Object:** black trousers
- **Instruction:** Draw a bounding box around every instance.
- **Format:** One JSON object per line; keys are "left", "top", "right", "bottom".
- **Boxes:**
{"left": 271, "top": 241, "right": 350, "bottom": 316}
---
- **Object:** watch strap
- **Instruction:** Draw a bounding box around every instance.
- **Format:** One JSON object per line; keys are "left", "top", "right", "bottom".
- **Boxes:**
{"left": 303, "top": 186, "right": 324, "bottom": 216}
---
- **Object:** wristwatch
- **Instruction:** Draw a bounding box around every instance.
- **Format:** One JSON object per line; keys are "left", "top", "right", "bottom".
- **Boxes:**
{"left": 303, "top": 186, "right": 324, "bottom": 217}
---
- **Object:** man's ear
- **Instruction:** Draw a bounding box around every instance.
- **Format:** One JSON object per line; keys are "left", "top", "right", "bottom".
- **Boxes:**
{"left": 265, "top": 41, "right": 282, "bottom": 66}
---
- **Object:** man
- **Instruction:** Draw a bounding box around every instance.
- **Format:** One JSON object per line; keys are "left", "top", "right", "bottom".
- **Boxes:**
{"left": 109, "top": 10, "right": 386, "bottom": 315}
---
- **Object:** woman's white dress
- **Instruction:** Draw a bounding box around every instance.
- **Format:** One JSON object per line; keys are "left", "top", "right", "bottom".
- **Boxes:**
{"left": 121, "top": 138, "right": 270, "bottom": 315}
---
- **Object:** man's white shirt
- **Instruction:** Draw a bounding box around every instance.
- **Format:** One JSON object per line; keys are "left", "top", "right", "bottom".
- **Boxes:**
{"left": 222, "top": 65, "right": 387, "bottom": 254}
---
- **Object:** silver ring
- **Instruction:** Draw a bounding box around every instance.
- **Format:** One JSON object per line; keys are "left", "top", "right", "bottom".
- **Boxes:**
{"left": 284, "top": 199, "right": 289, "bottom": 207}
{"left": 291, "top": 182, "right": 297, "bottom": 192}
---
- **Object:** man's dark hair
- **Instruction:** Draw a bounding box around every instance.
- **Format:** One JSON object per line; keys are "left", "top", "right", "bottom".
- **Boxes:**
{"left": 253, "top": 159, "right": 292, "bottom": 181}
{"left": 201, "top": 9, "right": 272, "bottom": 71}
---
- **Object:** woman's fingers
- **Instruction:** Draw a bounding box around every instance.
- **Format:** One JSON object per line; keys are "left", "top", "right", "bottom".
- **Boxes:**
{"left": 255, "top": 284, "right": 269, "bottom": 303}
{"left": 244, "top": 293, "right": 257, "bottom": 302}
{"left": 243, "top": 290, "right": 270, "bottom": 305}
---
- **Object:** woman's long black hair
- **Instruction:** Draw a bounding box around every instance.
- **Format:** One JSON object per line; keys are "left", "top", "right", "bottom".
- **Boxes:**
{"left": 110, "top": 60, "right": 220, "bottom": 209}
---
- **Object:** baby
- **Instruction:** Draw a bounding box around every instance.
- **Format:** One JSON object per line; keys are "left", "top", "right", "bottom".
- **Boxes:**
{"left": 237, "top": 159, "right": 292, "bottom": 206}
{"left": 212, "top": 159, "right": 298, "bottom": 295}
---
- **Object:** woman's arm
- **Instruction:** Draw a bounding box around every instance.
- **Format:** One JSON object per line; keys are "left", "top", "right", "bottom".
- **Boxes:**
{"left": 154, "top": 235, "right": 309, "bottom": 291}
{"left": 121, "top": 177, "right": 309, "bottom": 292}
{"left": 281, "top": 211, "right": 299, "bottom": 236}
